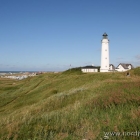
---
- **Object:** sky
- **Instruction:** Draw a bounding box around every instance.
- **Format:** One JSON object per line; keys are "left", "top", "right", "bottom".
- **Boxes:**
{"left": 0, "top": 0, "right": 140, "bottom": 71}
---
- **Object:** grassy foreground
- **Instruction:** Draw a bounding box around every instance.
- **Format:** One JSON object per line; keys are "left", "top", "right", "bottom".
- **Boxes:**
{"left": 0, "top": 68, "right": 140, "bottom": 140}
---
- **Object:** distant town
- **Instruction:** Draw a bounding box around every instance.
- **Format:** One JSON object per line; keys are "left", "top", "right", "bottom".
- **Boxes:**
{"left": 0, "top": 72, "right": 46, "bottom": 80}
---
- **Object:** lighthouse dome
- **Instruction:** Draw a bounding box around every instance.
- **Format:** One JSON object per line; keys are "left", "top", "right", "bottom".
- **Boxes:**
{"left": 102, "top": 32, "right": 108, "bottom": 39}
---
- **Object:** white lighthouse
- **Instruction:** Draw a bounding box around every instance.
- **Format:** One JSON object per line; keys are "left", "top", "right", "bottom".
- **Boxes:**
{"left": 100, "top": 33, "right": 110, "bottom": 72}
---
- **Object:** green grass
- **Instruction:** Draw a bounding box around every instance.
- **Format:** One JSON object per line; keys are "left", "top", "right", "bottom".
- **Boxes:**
{"left": 0, "top": 69, "right": 140, "bottom": 140}
{"left": 133, "top": 67, "right": 140, "bottom": 76}
{"left": 62, "top": 67, "right": 83, "bottom": 75}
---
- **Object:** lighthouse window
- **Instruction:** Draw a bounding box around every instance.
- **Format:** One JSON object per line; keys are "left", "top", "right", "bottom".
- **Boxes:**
{"left": 105, "top": 49, "right": 107, "bottom": 51}
{"left": 105, "top": 57, "right": 107, "bottom": 59}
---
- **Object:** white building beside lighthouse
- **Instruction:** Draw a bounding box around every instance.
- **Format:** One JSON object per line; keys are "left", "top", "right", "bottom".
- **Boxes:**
{"left": 100, "top": 33, "right": 110, "bottom": 72}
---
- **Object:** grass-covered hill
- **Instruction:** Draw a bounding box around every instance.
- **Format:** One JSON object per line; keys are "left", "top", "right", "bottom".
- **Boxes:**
{"left": 0, "top": 67, "right": 140, "bottom": 140}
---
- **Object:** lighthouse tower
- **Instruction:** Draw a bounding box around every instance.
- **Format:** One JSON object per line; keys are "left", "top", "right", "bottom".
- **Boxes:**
{"left": 100, "top": 33, "right": 109, "bottom": 72}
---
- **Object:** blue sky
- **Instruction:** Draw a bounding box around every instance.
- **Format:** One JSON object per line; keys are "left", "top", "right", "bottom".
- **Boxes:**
{"left": 0, "top": 0, "right": 140, "bottom": 71}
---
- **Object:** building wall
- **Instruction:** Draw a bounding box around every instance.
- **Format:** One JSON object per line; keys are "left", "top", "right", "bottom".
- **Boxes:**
{"left": 128, "top": 65, "right": 131, "bottom": 69}
{"left": 100, "top": 38, "right": 109, "bottom": 72}
{"left": 109, "top": 65, "right": 113, "bottom": 70}
{"left": 81, "top": 69, "right": 98, "bottom": 73}
{"left": 116, "top": 65, "right": 127, "bottom": 72}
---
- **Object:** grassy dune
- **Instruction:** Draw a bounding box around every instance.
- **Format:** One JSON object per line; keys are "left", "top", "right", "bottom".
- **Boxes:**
{"left": 0, "top": 68, "right": 140, "bottom": 140}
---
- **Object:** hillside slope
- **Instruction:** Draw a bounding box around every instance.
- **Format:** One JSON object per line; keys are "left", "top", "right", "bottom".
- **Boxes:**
{"left": 0, "top": 68, "right": 140, "bottom": 140}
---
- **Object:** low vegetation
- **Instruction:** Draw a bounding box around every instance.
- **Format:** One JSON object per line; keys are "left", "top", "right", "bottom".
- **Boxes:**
{"left": 62, "top": 67, "right": 82, "bottom": 74}
{"left": 0, "top": 68, "right": 140, "bottom": 140}
{"left": 133, "top": 67, "right": 140, "bottom": 76}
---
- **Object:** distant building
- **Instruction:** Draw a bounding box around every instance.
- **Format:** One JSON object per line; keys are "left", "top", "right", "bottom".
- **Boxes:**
{"left": 109, "top": 64, "right": 116, "bottom": 71}
{"left": 115, "top": 63, "right": 134, "bottom": 72}
{"left": 81, "top": 66, "right": 100, "bottom": 73}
